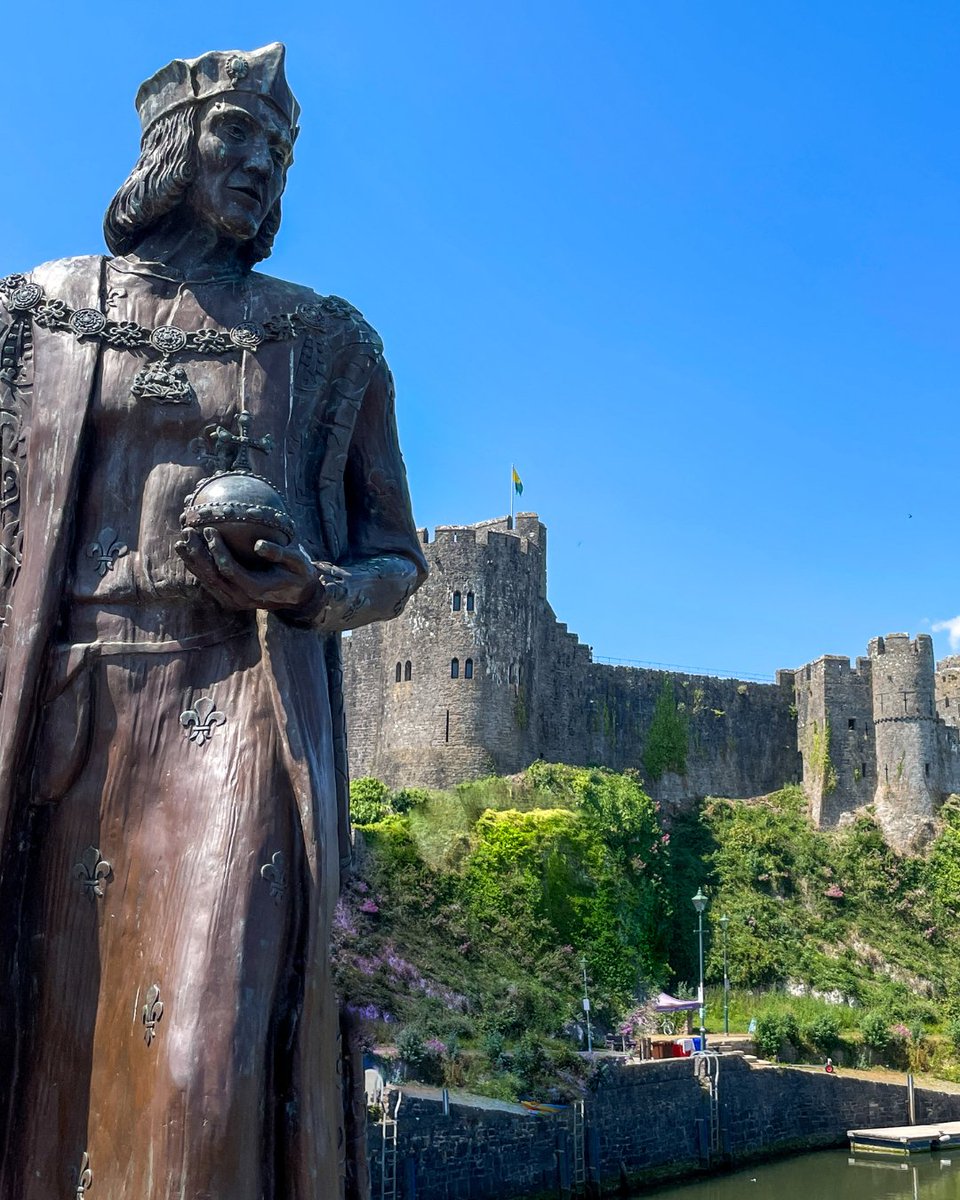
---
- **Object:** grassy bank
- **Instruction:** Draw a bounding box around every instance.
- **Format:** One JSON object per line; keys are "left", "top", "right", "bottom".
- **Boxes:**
{"left": 334, "top": 769, "right": 960, "bottom": 1098}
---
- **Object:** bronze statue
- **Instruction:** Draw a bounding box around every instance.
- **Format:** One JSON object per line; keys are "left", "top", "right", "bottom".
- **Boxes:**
{"left": 0, "top": 44, "right": 426, "bottom": 1199}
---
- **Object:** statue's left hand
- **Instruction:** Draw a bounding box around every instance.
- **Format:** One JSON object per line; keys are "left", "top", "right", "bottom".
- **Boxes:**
{"left": 175, "top": 527, "right": 322, "bottom": 613}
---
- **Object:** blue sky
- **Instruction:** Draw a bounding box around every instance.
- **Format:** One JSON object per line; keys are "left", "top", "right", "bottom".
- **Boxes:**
{"left": 2, "top": 2, "right": 958, "bottom": 678}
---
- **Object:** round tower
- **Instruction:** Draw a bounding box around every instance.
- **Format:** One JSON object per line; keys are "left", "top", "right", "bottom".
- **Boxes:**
{"left": 342, "top": 515, "right": 546, "bottom": 789}
{"left": 935, "top": 655, "right": 960, "bottom": 731}
{"left": 869, "top": 633, "right": 940, "bottom": 850}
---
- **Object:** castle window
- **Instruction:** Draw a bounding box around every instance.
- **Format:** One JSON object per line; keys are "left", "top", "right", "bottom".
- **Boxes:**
{"left": 404, "top": 660, "right": 412, "bottom": 682}
{"left": 395, "top": 662, "right": 402, "bottom": 683}
{"left": 451, "top": 658, "right": 460, "bottom": 679}
{"left": 452, "top": 591, "right": 462, "bottom": 611}
{"left": 947, "top": 698, "right": 951, "bottom": 708}
{"left": 466, "top": 591, "right": 475, "bottom": 612}
{"left": 925, "top": 762, "right": 930, "bottom": 777}
{"left": 464, "top": 658, "right": 474, "bottom": 680}
{"left": 862, "top": 762, "right": 868, "bottom": 777}
{"left": 445, "top": 709, "right": 450, "bottom": 742}
{"left": 885, "top": 764, "right": 889, "bottom": 782}
{"left": 848, "top": 718, "right": 856, "bottom": 730}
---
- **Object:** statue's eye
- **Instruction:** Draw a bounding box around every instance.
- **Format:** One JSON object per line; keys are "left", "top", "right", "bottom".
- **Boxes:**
{"left": 223, "top": 123, "right": 247, "bottom": 142}
{"left": 271, "top": 147, "right": 288, "bottom": 168}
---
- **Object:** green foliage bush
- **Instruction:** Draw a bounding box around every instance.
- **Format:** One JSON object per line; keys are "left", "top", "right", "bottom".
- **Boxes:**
{"left": 513, "top": 1032, "right": 548, "bottom": 1087}
{"left": 392, "top": 787, "right": 431, "bottom": 813}
{"left": 395, "top": 1028, "right": 429, "bottom": 1078}
{"left": 803, "top": 1010, "right": 840, "bottom": 1054}
{"left": 337, "top": 768, "right": 960, "bottom": 1096}
{"left": 755, "top": 1010, "right": 799, "bottom": 1060}
{"left": 462, "top": 764, "right": 670, "bottom": 1009}
{"left": 350, "top": 776, "right": 391, "bottom": 824}
{"left": 860, "top": 1011, "right": 890, "bottom": 1051}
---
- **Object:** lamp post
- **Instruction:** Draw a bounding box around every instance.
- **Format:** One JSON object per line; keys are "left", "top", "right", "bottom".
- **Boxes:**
{"left": 580, "top": 955, "right": 593, "bottom": 1055}
{"left": 692, "top": 887, "right": 708, "bottom": 1052}
{"left": 719, "top": 913, "right": 730, "bottom": 1036}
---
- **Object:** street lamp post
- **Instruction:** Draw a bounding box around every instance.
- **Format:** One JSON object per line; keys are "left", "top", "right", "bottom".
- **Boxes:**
{"left": 580, "top": 955, "right": 593, "bottom": 1055}
{"left": 719, "top": 913, "right": 730, "bottom": 1036}
{"left": 692, "top": 887, "right": 708, "bottom": 1052}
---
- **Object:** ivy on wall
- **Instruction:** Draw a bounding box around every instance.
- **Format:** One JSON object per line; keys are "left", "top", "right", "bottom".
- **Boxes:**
{"left": 642, "top": 680, "right": 688, "bottom": 781}
{"left": 810, "top": 719, "right": 838, "bottom": 795}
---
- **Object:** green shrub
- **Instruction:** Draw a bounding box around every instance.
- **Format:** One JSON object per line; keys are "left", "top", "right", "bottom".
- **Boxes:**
{"left": 755, "top": 1011, "right": 798, "bottom": 1059}
{"left": 395, "top": 1028, "right": 428, "bottom": 1078}
{"left": 350, "top": 777, "right": 391, "bottom": 824}
{"left": 513, "top": 1033, "right": 548, "bottom": 1086}
{"left": 860, "top": 1010, "right": 890, "bottom": 1051}
{"left": 392, "top": 787, "right": 431, "bottom": 813}
{"left": 803, "top": 1010, "right": 840, "bottom": 1054}
{"left": 481, "top": 1030, "right": 507, "bottom": 1068}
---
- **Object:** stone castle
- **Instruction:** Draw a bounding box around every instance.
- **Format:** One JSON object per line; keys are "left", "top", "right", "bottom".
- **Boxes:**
{"left": 342, "top": 514, "right": 960, "bottom": 850}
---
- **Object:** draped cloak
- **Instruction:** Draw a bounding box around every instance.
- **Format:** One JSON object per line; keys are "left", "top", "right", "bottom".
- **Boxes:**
{"left": 0, "top": 255, "right": 427, "bottom": 1198}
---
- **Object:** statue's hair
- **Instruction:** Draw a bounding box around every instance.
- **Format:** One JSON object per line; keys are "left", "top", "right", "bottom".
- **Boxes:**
{"left": 103, "top": 105, "right": 282, "bottom": 268}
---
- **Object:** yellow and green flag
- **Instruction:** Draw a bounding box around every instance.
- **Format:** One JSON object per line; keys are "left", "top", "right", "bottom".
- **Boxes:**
{"left": 512, "top": 466, "right": 523, "bottom": 496}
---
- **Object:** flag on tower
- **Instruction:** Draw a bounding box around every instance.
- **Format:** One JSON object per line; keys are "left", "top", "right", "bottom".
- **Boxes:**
{"left": 512, "top": 466, "right": 523, "bottom": 496}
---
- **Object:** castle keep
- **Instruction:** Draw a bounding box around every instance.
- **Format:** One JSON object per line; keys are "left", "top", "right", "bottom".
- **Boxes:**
{"left": 342, "top": 515, "right": 960, "bottom": 849}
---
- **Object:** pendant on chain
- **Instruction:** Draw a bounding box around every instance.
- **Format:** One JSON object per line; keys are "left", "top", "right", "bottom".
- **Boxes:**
{"left": 131, "top": 326, "right": 194, "bottom": 403}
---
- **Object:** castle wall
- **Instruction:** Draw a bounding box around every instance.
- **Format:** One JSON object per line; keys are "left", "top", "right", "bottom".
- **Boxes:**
{"left": 344, "top": 514, "right": 800, "bottom": 803}
{"left": 342, "top": 514, "right": 958, "bottom": 848}
{"left": 532, "top": 657, "right": 800, "bottom": 805}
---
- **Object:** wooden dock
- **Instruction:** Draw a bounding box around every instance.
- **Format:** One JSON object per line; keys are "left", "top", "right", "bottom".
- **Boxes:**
{"left": 848, "top": 1121, "right": 960, "bottom": 1156}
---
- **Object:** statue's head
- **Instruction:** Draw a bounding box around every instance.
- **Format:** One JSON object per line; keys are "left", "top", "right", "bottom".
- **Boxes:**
{"left": 104, "top": 44, "right": 300, "bottom": 268}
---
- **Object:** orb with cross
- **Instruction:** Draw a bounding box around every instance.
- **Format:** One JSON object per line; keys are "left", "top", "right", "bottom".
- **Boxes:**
{"left": 180, "top": 412, "right": 296, "bottom": 569}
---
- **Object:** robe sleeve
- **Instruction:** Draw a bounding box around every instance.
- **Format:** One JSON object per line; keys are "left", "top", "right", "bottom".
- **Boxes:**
{"left": 287, "top": 352, "right": 428, "bottom": 632}
{"left": 0, "top": 285, "right": 30, "bottom": 691}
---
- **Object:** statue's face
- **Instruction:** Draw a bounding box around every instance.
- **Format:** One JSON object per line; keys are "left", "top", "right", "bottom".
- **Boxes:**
{"left": 186, "top": 94, "right": 293, "bottom": 244}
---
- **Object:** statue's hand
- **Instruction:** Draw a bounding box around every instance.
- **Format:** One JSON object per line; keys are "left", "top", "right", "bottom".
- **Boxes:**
{"left": 175, "top": 527, "right": 322, "bottom": 613}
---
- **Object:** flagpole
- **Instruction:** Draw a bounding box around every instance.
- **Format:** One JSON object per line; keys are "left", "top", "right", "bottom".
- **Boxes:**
{"left": 510, "top": 463, "right": 514, "bottom": 526}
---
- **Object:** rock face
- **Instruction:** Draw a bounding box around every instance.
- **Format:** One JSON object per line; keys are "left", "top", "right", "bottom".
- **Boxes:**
{"left": 343, "top": 513, "right": 959, "bottom": 849}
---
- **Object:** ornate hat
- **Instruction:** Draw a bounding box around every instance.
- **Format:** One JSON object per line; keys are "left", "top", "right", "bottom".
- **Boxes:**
{"left": 136, "top": 43, "right": 300, "bottom": 137}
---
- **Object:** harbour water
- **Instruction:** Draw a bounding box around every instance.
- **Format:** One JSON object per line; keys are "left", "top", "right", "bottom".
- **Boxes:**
{"left": 639, "top": 1149, "right": 960, "bottom": 1198}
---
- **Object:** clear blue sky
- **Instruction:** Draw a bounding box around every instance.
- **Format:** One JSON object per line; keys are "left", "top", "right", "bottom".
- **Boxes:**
{"left": 3, "top": 2, "right": 958, "bottom": 679}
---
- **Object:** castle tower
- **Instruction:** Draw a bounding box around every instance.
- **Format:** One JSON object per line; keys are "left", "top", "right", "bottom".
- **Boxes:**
{"left": 935, "top": 655, "right": 960, "bottom": 731}
{"left": 794, "top": 654, "right": 873, "bottom": 828}
{"left": 869, "top": 633, "right": 940, "bottom": 849}
{"left": 341, "top": 515, "right": 547, "bottom": 789}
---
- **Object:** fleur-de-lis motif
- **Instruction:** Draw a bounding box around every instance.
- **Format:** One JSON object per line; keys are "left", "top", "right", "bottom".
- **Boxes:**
{"left": 180, "top": 697, "right": 227, "bottom": 746}
{"left": 142, "top": 984, "right": 163, "bottom": 1046}
{"left": 260, "top": 851, "right": 287, "bottom": 904}
{"left": 73, "top": 846, "right": 111, "bottom": 901}
{"left": 71, "top": 1150, "right": 93, "bottom": 1198}
{"left": 87, "top": 527, "right": 128, "bottom": 577}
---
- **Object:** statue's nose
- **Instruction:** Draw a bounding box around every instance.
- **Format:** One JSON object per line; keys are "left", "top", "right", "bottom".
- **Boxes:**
{"left": 246, "top": 142, "right": 273, "bottom": 179}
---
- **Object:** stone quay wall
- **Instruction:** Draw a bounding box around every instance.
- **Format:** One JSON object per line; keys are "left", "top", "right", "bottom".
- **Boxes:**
{"left": 367, "top": 1055, "right": 960, "bottom": 1199}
